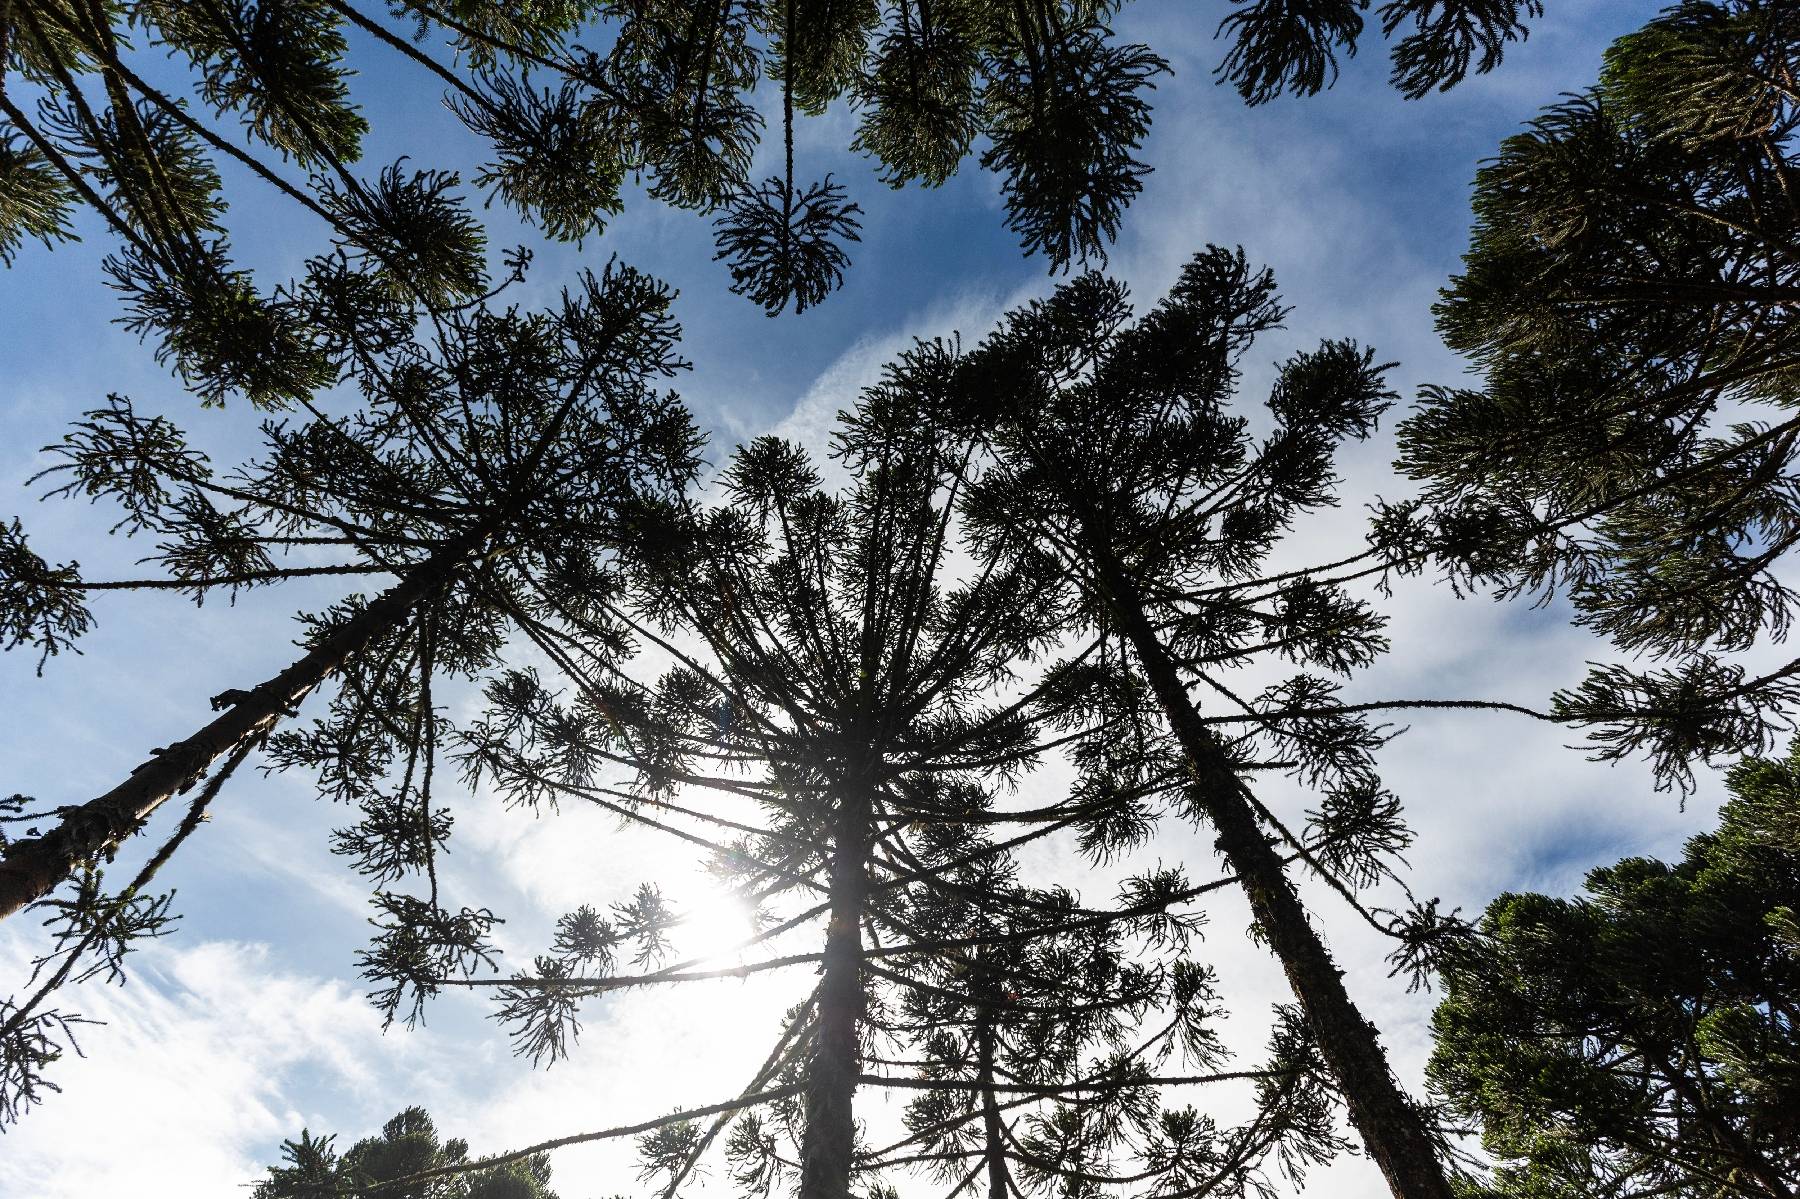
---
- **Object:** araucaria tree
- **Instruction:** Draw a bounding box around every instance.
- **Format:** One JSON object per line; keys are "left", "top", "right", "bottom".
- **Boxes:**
{"left": 1430, "top": 739, "right": 1800, "bottom": 1198}
{"left": 857, "top": 247, "right": 1456, "bottom": 1199}
{"left": 429, "top": 248, "right": 1451, "bottom": 1199}
{"left": 1394, "top": 0, "right": 1800, "bottom": 788}
{"left": 434, "top": 363, "right": 1398, "bottom": 1198}
{"left": 463, "top": 431, "right": 1228, "bottom": 1198}
{"left": 877, "top": 832, "right": 1349, "bottom": 1199}
{"left": 0, "top": 255, "right": 701, "bottom": 1119}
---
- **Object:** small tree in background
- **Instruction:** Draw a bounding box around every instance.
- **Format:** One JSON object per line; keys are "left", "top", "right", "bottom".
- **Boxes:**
{"left": 870, "top": 828, "right": 1348, "bottom": 1199}
{"left": 253, "top": 1105, "right": 559, "bottom": 1199}
{"left": 1429, "top": 739, "right": 1800, "bottom": 1199}
{"left": 1394, "top": 0, "right": 1800, "bottom": 789}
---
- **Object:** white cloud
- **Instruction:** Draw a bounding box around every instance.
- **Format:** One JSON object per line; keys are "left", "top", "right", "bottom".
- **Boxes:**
{"left": 0, "top": 937, "right": 427, "bottom": 1199}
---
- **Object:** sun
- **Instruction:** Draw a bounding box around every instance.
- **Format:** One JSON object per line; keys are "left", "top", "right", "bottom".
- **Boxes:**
{"left": 680, "top": 885, "right": 761, "bottom": 964}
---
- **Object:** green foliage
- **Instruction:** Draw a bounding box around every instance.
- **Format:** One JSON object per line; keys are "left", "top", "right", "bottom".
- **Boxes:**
{"left": 980, "top": 23, "right": 1165, "bottom": 267}
{"left": 6, "top": 234, "right": 1477, "bottom": 1198}
{"left": 453, "top": 75, "right": 625, "bottom": 245}
{"left": 883, "top": 835, "right": 1341, "bottom": 1199}
{"left": 1, "top": 0, "right": 1548, "bottom": 337}
{"left": 779, "top": 0, "right": 884, "bottom": 115}
{"left": 1429, "top": 739, "right": 1800, "bottom": 1198}
{"left": 0, "top": 1001, "right": 92, "bottom": 1127}
{"left": 106, "top": 245, "right": 337, "bottom": 409}
{"left": 141, "top": 0, "right": 369, "bottom": 166}
{"left": 0, "top": 256, "right": 702, "bottom": 1120}
{"left": 1394, "top": 0, "right": 1800, "bottom": 789}
{"left": 320, "top": 163, "right": 488, "bottom": 307}
{"left": 0, "top": 129, "right": 78, "bottom": 264}
{"left": 851, "top": 9, "right": 981, "bottom": 187}
{"left": 253, "top": 1106, "right": 559, "bottom": 1199}
{"left": 1218, "top": 0, "right": 1367, "bottom": 104}
{"left": 1, "top": 848, "right": 191, "bottom": 1124}
{"left": 1604, "top": 0, "right": 1799, "bottom": 149}
{"left": 0, "top": 519, "right": 91, "bottom": 673}
{"left": 1382, "top": 0, "right": 1543, "bottom": 100}
{"left": 916, "top": 246, "right": 1403, "bottom": 809}
{"left": 38, "top": 92, "right": 231, "bottom": 242}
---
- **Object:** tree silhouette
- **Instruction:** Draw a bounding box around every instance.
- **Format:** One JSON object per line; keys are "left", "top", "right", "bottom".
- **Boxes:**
{"left": 1218, "top": 0, "right": 1543, "bottom": 103}
{"left": 458, "top": 427, "right": 1137, "bottom": 1199}
{"left": 871, "top": 832, "right": 1349, "bottom": 1199}
{"left": 434, "top": 392, "right": 1384, "bottom": 1198}
{"left": 850, "top": 246, "right": 1456, "bottom": 1199}
{"left": 0, "top": 256, "right": 701, "bottom": 1120}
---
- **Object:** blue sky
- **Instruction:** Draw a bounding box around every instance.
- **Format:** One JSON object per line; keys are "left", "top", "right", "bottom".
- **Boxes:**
{"left": 0, "top": 4, "right": 1744, "bottom": 1197}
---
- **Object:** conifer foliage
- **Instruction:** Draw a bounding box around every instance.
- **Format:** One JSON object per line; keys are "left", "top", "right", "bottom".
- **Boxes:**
{"left": 1394, "top": 0, "right": 1800, "bottom": 789}
{"left": 1217, "top": 0, "right": 1543, "bottom": 104}
{"left": 357, "top": 249, "right": 1450, "bottom": 1199}
{"left": 460, "top": 411, "right": 1328, "bottom": 1199}
{"left": 0, "top": 253, "right": 702, "bottom": 1120}
{"left": 1429, "top": 739, "right": 1800, "bottom": 1198}
{"left": 254, "top": 1106, "right": 560, "bottom": 1199}
{"left": 893, "top": 247, "right": 1455, "bottom": 1199}
{"left": 878, "top": 836, "right": 1348, "bottom": 1199}
{"left": 0, "top": 0, "right": 1547, "bottom": 339}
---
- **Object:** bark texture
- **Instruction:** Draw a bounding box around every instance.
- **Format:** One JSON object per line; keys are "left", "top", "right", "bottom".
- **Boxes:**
{"left": 1098, "top": 558, "right": 1454, "bottom": 1199}
{"left": 0, "top": 543, "right": 469, "bottom": 921}
{"left": 799, "top": 775, "right": 873, "bottom": 1199}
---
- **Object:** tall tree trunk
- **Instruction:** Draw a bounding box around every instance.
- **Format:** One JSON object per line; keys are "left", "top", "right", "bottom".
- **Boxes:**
{"left": 1094, "top": 557, "right": 1454, "bottom": 1199}
{"left": 976, "top": 1000, "right": 1011, "bottom": 1199}
{"left": 0, "top": 538, "right": 475, "bottom": 921}
{"left": 800, "top": 773, "right": 873, "bottom": 1199}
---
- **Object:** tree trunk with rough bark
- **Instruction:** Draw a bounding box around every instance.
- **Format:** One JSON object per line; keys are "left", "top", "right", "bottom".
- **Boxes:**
{"left": 0, "top": 538, "right": 475, "bottom": 921}
{"left": 976, "top": 999, "right": 1011, "bottom": 1199}
{"left": 1094, "top": 555, "right": 1454, "bottom": 1199}
{"left": 799, "top": 773, "right": 873, "bottom": 1199}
